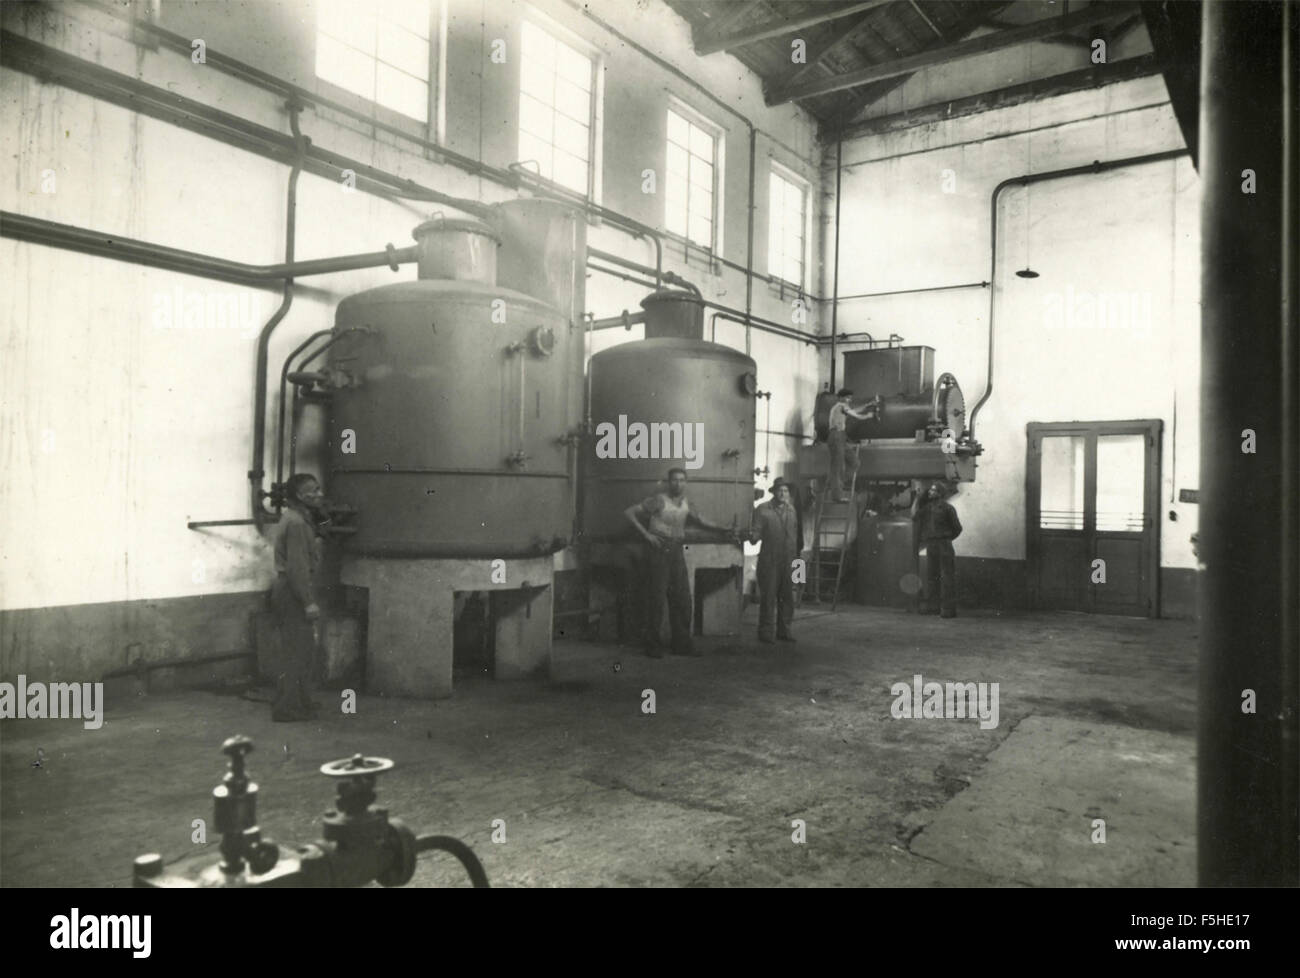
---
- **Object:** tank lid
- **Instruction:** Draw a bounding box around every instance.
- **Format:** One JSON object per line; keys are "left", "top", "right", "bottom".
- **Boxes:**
{"left": 640, "top": 288, "right": 704, "bottom": 309}
{"left": 411, "top": 217, "right": 502, "bottom": 243}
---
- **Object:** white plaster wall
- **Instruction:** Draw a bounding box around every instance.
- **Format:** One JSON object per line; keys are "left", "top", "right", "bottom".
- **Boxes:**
{"left": 826, "top": 78, "right": 1200, "bottom": 571}
{"left": 0, "top": 0, "right": 822, "bottom": 611}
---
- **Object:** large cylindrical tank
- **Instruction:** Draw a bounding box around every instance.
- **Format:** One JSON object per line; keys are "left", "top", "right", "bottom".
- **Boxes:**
{"left": 582, "top": 338, "right": 757, "bottom": 541}
{"left": 327, "top": 218, "right": 580, "bottom": 557}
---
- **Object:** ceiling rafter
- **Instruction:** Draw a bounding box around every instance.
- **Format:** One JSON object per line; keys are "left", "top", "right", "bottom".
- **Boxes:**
{"left": 694, "top": 0, "right": 895, "bottom": 56}
{"left": 691, "top": 0, "right": 764, "bottom": 51}
{"left": 764, "top": 9, "right": 887, "bottom": 100}
{"left": 767, "top": 2, "right": 1142, "bottom": 104}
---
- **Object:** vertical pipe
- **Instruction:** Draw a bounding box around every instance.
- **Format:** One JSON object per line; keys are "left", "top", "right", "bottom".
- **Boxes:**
{"left": 745, "top": 126, "right": 757, "bottom": 357}
{"left": 830, "top": 134, "right": 844, "bottom": 391}
{"left": 250, "top": 101, "right": 307, "bottom": 531}
{"left": 1198, "top": 0, "right": 1299, "bottom": 886}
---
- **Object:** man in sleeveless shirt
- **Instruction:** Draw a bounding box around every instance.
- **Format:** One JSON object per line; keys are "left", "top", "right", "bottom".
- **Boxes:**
{"left": 625, "top": 467, "right": 735, "bottom": 658}
{"left": 826, "top": 388, "right": 875, "bottom": 502}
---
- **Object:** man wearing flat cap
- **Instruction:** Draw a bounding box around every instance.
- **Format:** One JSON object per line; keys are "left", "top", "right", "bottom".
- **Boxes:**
{"left": 749, "top": 478, "right": 800, "bottom": 644}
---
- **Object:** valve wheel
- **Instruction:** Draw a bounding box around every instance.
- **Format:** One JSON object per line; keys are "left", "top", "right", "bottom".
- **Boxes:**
{"left": 320, "top": 754, "right": 395, "bottom": 777}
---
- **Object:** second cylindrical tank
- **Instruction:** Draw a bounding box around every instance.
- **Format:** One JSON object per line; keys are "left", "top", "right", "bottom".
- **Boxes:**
{"left": 582, "top": 337, "right": 757, "bottom": 541}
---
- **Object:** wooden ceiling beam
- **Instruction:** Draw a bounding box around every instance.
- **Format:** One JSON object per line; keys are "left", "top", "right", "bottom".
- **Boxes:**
{"left": 768, "top": 2, "right": 1142, "bottom": 104}
{"left": 695, "top": 0, "right": 895, "bottom": 56}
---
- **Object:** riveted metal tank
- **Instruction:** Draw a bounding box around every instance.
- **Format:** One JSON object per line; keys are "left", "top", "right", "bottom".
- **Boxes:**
{"left": 326, "top": 216, "right": 580, "bottom": 557}
{"left": 582, "top": 290, "right": 757, "bottom": 541}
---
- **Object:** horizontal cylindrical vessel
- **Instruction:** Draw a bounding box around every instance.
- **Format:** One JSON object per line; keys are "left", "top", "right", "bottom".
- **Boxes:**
{"left": 847, "top": 373, "right": 967, "bottom": 441}
{"left": 583, "top": 338, "right": 757, "bottom": 541}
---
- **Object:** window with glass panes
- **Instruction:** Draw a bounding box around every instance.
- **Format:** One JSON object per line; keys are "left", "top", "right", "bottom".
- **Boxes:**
{"left": 768, "top": 168, "right": 806, "bottom": 288}
{"left": 665, "top": 108, "right": 718, "bottom": 249}
{"left": 518, "top": 20, "right": 594, "bottom": 196}
{"left": 315, "top": 0, "right": 432, "bottom": 123}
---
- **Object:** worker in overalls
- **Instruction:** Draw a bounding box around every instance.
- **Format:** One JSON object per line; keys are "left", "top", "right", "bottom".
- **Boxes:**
{"left": 826, "top": 388, "right": 875, "bottom": 502}
{"left": 912, "top": 480, "right": 963, "bottom": 618}
{"left": 749, "top": 477, "right": 800, "bottom": 644}
{"left": 625, "top": 467, "right": 734, "bottom": 658}
{"left": 270, "top": 473, "right": 327, "bottom": 721}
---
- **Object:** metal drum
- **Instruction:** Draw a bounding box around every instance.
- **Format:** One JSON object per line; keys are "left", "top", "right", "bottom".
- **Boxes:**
{"left": 327, "top": 217, "right": 581, "bottom": 557}
{"left": 848, "top": 372, "right": 966, "bottom": 441}
{"left": 582, "top": 338, "right": 757, "bottom": 541}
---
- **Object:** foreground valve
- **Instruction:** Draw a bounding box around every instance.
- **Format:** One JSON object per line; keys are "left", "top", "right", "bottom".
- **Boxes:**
{"left": 132, "top": 736, "right": 476, "bottom": 888}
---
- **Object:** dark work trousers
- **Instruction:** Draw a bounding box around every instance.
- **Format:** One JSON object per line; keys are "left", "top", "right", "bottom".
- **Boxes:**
{"left": 270, "top": 575, "right": 317, "bottom": 720}
{"left": 756, "top": 551, "right": 795, "bottom": 639}
{"left": 922, "top": 539, "right": 957, "bottom": 616}
{"left": 645, "top": 539, "right": 694, "bottom": 653}
{"left": 827, "top": 428, "right": 859, "bottom": 493}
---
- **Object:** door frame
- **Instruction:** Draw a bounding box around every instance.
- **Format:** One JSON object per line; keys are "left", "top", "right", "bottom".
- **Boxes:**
{"left": 1026, "top": 419, "right": 1162, "bottom": 617}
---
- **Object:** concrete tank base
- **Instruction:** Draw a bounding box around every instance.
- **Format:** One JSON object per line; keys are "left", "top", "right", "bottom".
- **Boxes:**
{"left": 342, "top": 555, "right": 554, "bottom": 698}
{"left": 587, "top": 542, "right": 744, "bottom": 640}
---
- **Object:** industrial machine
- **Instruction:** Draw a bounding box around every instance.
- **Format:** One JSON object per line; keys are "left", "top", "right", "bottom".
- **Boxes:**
{"left": 133, "top": 735, "right": 488, "bottom": 887}
{"left": 812, "top": 345, "right": 978, "bottom": 482}
{"left": 802, "top": 345, "right": 983, "bottom": 608}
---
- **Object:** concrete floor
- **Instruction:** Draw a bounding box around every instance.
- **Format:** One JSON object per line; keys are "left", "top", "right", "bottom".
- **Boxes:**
{"left": 0, "top": 606, "right": 1196, "bottom": 887}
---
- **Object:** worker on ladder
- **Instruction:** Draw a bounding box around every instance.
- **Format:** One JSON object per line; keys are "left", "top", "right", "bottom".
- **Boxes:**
{"left": 826, "top": 388, "right": 875, "bottom": 502}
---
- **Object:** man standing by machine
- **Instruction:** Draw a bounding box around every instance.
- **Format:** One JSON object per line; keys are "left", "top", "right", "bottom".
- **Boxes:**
{"left": 827, "top": 388, "right": 876, "bottom": 502}
{"left": 750, "top": 478, "right": 799, "bottom": 644}
{"left": 625, "top": 468, "right": 735, "bottom": 658}
{"left": 270, "top": 473, "right": 328, "bottom": 721}
{"left": 911, "top": 480, "right": 962, "bottom": 618}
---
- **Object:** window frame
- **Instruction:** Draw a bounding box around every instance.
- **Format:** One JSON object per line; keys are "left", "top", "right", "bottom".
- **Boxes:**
{"left": 515, "top": 9, "right": 603, "bottom": 202}
{"left": 312, "top": 0, "right": 443, "bottom": 140}
{"left": 767, "top": 160, "right": 810, "bottom": 293}
{"left": 664, "top": 97, "right": 725, "bottom": 257}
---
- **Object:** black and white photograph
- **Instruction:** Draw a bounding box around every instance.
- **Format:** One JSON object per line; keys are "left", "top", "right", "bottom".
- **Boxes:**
{"left": 0, "top": 0, "right": 1295, "bottom": 925}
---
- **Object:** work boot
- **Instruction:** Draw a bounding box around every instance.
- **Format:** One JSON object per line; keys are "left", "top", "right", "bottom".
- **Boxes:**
{"left": 777, "top": 632, "right": 796, "bottom": 643}
{"left": 758, "top": 633, "right": 775, "bottom": 644}
{"left": 673, "top": 645, "right": 703, "bottom": 657}
{"left": 645, "top": 645, "right": 665, "bottom": 659}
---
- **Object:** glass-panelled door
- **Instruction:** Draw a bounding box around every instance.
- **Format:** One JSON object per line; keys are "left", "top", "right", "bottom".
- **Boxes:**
{"left": 1026, "top": 421, "right": 1161, "bottom": 617}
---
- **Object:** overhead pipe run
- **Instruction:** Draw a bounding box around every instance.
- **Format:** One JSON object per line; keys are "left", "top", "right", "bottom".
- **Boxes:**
{"left": 584, "top": 258, "right": 817, "bottom": 345}
{"left": 966, "top": 148, "right": 1190, "bottom": 439}
{"left": 0, "top": 211, "right": 418, "bottom": 288}
{"left": 4, "top": 24, "right": 827, "bottom": 334}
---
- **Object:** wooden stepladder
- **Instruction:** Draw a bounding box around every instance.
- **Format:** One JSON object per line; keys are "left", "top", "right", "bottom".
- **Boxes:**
{"left": 810, "top": 466, "right": 858, "bottom": 610}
